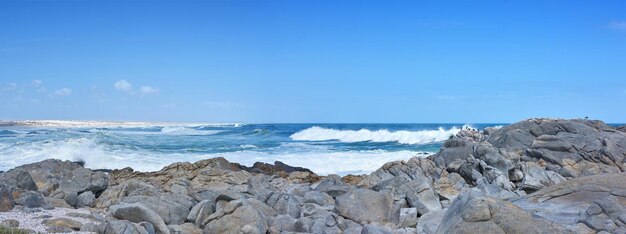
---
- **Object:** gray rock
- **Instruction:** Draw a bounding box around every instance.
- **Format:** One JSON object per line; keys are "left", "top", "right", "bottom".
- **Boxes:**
{"left": 121, "top": 193, "right": 196, "bottom": 225}
{"left": 100, "top": 220, "right": 150, "bottom": 234}
{"left": 514, "top": 172, "right": 626, "bottom": 233}
{"left": 0, "top": 168, "right": 38, "bottom": 192}
{"left": 167, "top": 223, "right": 201, "bottom": 234}
{"left": 269, "top": 214, "right": 296, "bottom": 233}
{"left": 335, "top": 188, "right": 393, "bottom": 224}
{"left": 265, "top": 192, "right": 301, "bottom": 218}
{"left": 203, "top": 198, "right": 276, "bottom": 234}
{"left": 110, "top": 203, "right": 170, "bottom": 234}
{"left": 13, "top": 190, "right": 44, "bottom": 208}
{"left": 43, "top": 197, "right": 73, "bottom": 208}
{"left": 436, "top": 190, "right": 568, "bottom": 234}
{"left": 399, "top": 208, "right": 418, "bottom": 228}
{"left": 15, "top": 159, "right": 109, "bottom": 195}
{"left": 76, "top": 191, "right": 96, "bottom": 208}
{"left": 303, "top": 190, "right": 335, "bottom": 206}
{"left": 80, "top": 222, "right": 100, "bottom": 233}
{"left": 416, "top": 209, "right": 446, "bottom": 234}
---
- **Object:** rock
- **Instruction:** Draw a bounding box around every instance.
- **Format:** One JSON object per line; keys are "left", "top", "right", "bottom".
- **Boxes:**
{"left": 514, "top": 172, "right": 626, "bottom": 233}
{"left": 81, "top": 222, "right": 101, "bottom": 232}
{"left": 399, "top": 208, "right": 418, "bottom": 228}
{"left": 436, "top": 191, "right": 568, "bottom": 234}
{"left": 303, "top": 191, "right": 335, "bottom": 206}
{"left": 265, "top": 192, "right": 301, "bottom": 218}
{"left": 50, "top": 190, "right": 78, "bottom": 207}
{"left": 110, "top": 203, "right": 170, "bottom": 234}
{"left": 0, "top": 185, "right": 14, "bottom": 212}
{"left": 167, "top": 223, "right": 201, "bottom": 234}
{"left": 42, "top": 217, "right": 83, "bottom": 231}
{"left": 269, "top": 214, "right": 296, "bottom": 233}
{"left": 15, "top": 159, "right": 109, "bottom": 195}
{"left": 96, "top": 180, "right": 160, "bottom": 209}
{"left": 43, "top": 197, "right": 73, "bottom": 208}
{"left": 100, "top": 220, "right": 149, "bottom": 234}
{"left": 46, "top": 225, "right": 75, "bottom": 233}
{"left": 0, "top": 168, "right": 38, "bottom": 192}
{"left": 518, "top": 162, "right": 565, "bottom": 192}
{"left": 76, "top": 191, "right": 96, "bottom": 207}
{"left": 13, "top": 190, "right": 44, "bottom": 208}
{"left": 434, "top": 173, "right": 466, "bottom": 201}
{"left": 416, "top": 209, "right": 446, "bottom": 234}
{"left": 1, "top": 219, "right": 19, "bottom": 228}
{"left": 187, "top": 200, "right": 213, "bottom": 226}
{"left": 248, "top": 161, "right": 314, "bottom": 176}
{"left": 335, "top": 188, "right": 393, "bottom": 224}
{"left": 360, "top": 157, "right": 440, "bottom": 189}
{"left": 121, "top": 193, "right": 196, "bottom": 225}
{"left": 203, "top": 198, "right": 276, "bottom": 234}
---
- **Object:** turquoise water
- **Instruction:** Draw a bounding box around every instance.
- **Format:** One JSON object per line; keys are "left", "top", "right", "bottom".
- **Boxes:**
{"left": 0, "top": 122, "right": 503, "bottom": 175}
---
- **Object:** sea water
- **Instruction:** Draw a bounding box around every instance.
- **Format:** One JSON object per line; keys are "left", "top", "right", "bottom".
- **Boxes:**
{"left": 0, "top": 121, "right": 503, "bottom": 175}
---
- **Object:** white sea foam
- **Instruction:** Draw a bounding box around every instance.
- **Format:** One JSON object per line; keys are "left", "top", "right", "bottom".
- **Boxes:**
{"left": 290, "top": 126, "right": 463, "bottom": 145}
{"left": 0, "top": 137, "right": 430, "bottom": 175}
{"left": 159, "top": 126, "right": 222, "bottom": 135}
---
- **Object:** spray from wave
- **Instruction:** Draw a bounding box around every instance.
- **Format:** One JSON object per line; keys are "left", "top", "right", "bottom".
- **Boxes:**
{"left": 290, "top": 126, "right": 464, "bottom": 145}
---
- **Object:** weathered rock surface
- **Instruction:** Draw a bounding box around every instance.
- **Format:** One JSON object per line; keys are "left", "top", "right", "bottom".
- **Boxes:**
{"left": 514, "top": 172, "right": 626, "bottom": 233}
{"left": 436, "top": 190, "right": 569, "bottom": 233}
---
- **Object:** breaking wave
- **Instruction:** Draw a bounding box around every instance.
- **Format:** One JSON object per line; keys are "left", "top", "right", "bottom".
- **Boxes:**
{"left": 290, "top": 126, "right": 464, "bottom": 145}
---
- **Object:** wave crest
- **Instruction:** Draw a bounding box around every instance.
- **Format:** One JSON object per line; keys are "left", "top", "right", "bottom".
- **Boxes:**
{"left": 290, "top": 126, "right": 463, "bottom": 145}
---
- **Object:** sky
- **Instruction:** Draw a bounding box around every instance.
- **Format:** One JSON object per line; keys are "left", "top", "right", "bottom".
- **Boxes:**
{"left": 1, "top": 1, "right": 625, "bottom": 123}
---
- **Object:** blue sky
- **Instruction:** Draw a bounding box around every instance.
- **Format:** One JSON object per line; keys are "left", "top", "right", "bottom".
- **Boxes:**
{"left": 1, "top": 1, "right": 625, "bottom": 123}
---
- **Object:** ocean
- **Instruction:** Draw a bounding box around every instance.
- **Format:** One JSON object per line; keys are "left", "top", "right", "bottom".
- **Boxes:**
{"left": 0, "top": 121, "right": 503, "bottom": 175}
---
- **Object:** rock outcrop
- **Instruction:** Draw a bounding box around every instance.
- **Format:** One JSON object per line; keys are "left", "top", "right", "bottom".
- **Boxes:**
{"left": 1, "top": 118, "right": 625, "bottom": 234}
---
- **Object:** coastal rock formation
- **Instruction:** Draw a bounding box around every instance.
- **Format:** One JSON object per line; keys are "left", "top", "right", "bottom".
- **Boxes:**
{"left": 1, "top": 118, "right": 625, "bottom": 234}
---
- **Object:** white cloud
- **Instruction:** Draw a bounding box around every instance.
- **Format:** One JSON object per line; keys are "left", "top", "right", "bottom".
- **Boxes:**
{"left": 609, "top": 21, "right": 626, "bottom": 31}
{"left": 52, "top": 88, "right": 72, "bottom": 96}
{"left": 32, "top": 80, "right": 42, "bottom": 87}
{"left": 139, "top": 86, "right": 159, "bottom": 95}
{"left": 114, "top": 80, "right": 132, "bottom": 92}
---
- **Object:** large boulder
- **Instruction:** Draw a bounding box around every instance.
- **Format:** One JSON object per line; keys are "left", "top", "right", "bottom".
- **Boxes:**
{"left": 110, "top": 203, "right": 170, "bottom": 234}
{"left": 121, "top": 193, "right": 196, "bottom": 225}
{"left": 14, "top": 159, "right": 108, "bottom": 196}
{"left": 436, "top": 191, "right": 569, "bottom": 234}
{"left": 335, "top": 188, "right": 394, "bottom": 224}
{"left": 0, "top": 168, "right": 38, "bottom": 192}
{"left": 203, "top": 198, "right": 276, "bottom": 234}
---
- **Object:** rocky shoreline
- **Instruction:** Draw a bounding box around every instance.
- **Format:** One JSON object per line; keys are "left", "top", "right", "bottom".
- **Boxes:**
{"left": 1, "top": 118, "right": 625, "bottom": 233}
